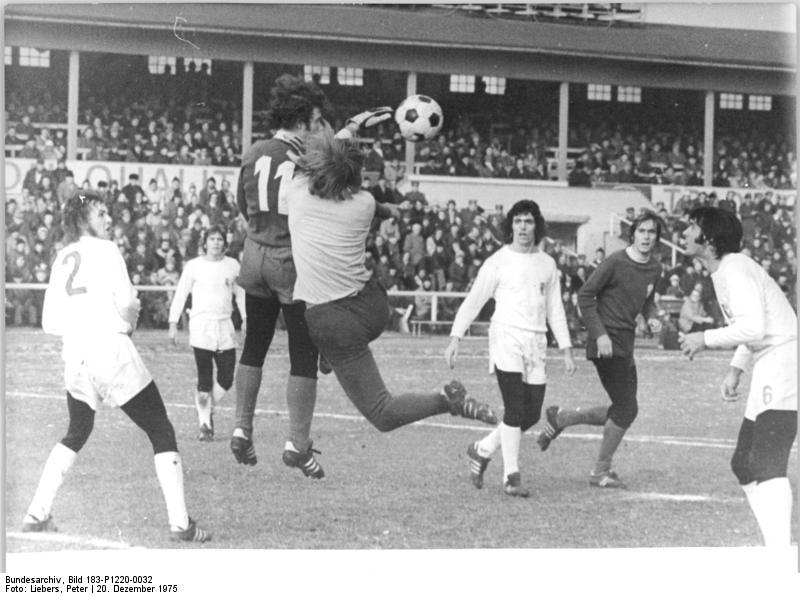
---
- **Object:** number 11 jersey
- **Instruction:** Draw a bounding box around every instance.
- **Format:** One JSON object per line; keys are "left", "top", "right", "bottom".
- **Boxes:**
{"left": 236, "top": 130, "right": 303, "bottom": 248}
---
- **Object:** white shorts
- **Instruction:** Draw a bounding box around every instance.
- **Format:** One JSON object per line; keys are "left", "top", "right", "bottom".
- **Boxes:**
{"left": 189, "top": 317, "right": 236, "bottom": 351}
{"left": 63, "top": 334, "right": 153, "bottom": 410}
{"left": 744, "top": 340, "right": 797, "bottom": 420}
{"left": 488, "top": 323, "right": 548, "bottom": 384}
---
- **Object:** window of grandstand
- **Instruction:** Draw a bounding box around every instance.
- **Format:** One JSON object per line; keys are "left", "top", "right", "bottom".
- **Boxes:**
{"left": 748, "top": 94, "right": 772, "bottom": 111}
{"left": 719, "top": 92, "right": 743, "bottom": 110}
{"left": 148, "top": 56, "right": 177, "bottom": 75}
{"left": 587, "top": 83, "right": 611, "bottom": 101}
{"left": 337, "top": 67, "right": 364, "bottom": 86}
{"left": 184, "top": 57, "right": 211, "bottom": 75}
{"left": 617, "top": 85, "right": 641, "bottom": 103}
{"left": 4, "top": 46, "right": 12, "bottom": 66}
{"left": 483, "top": 76, "right": 506, "bottom": 95}
{"left": 18, "top": 47, "right": 49, "bottom": 68}
{"left": 304, "top": 65, "right": 330, "bottom": 84}
{"left": 450, "top": 74, "right": 476, "bottom": 93}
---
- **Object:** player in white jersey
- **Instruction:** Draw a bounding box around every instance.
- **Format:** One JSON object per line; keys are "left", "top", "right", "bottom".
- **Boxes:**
{"left": 168, "top": 225, "right": 246, "bottom": 441}
{"left": 680, "top": 206, "right": 797, "bottom": 547}
{"left": 22, "top": 191, "right": 210, "bottom": 543}
{"left": 445, "top": 200, "right": 576, "bottom": 497}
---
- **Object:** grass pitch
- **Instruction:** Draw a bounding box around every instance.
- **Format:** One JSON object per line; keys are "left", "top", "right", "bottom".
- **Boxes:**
{"left": 4, "top": 327, "right": 797, "bottom": 551}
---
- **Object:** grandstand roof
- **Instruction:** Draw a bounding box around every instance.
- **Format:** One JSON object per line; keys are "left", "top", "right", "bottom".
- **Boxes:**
{"left": 4, "top": 3, "right": 795, "bottom": 72}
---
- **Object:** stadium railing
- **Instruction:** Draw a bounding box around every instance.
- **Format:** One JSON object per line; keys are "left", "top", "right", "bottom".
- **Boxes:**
{"left": 3, "top": 284, "right": 478, "bottom": 334}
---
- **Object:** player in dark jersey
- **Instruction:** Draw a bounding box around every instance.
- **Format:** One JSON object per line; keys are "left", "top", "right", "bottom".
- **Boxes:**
{"left": 231, "top": 73, "right": 391, "bottom": 479}
{"left": 537, "top": 212, "right": 663, "bottom": 488}
{"left": 230, "top": 74, "right": 328, "bottom": 475}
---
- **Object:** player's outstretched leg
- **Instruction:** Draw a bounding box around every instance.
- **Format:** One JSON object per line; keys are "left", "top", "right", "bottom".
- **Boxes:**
{"left": 443, "top": 381, "right": 498, "bottom": 425}
{"left": 537, "top": 405, "right": 608, "bottom": 451}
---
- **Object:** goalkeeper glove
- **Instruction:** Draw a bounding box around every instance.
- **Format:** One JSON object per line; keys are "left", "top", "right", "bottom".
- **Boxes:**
{"left": 335, "top": 107, "right": 393, "bottom": 140}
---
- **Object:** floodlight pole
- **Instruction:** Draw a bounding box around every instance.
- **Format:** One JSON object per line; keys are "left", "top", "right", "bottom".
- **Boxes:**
{"left": 557, "top": 81, "right": 569, "bottom": 182}
{"left": 67, "top": 51, "right": 79, "bottom": 162}
{"left": 242, "top": 61, "right": 254, "bottom": 154}
{"left": 703, "top": 90, "right": 715, "bottom": 187}
{"left": 405, "top": 71, "right": 417, "bottom": 177}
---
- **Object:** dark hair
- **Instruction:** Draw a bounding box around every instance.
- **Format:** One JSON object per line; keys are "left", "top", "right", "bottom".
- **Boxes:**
{"left": 688, "top": 206, "right": 742, "bottom": 258}
{"left": 268, "top": 74, "right": 328, "bottom": 131}
{"left": 62, "top": 190, "right": 104, "bottom": 243}
{"left": 297, "top": 130, "right": 363, "bottom": 201}
{"left": 502, "top": 200, "right": 546, "bottom": 244}
{"left": 203, "top": 224, "right": 228, "bottom": 249}
{"left": 627, "top": 211, "right": 664, "bottom": 243}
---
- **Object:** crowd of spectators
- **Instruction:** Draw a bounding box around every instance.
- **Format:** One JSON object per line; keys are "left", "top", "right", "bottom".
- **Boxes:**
{"left": 360, "top": 114, "right": 797, "bottom": 191}
{"left": 7, "top": 86, "right": 796, "bottom": 194}
{"left": 6, "top": 155, "right": 796, "bottom": 351}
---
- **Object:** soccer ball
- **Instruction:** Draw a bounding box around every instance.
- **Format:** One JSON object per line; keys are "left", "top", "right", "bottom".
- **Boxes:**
{"left": 394, "top": 95, "right": 444, "bottom": 142}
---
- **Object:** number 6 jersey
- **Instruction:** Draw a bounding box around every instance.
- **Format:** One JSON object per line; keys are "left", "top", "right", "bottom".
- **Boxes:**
{"left": 43, "top": 236, "right": 138, "bottom": 348}
{"left": 236, "top": 130, "right": 303, "bottom": 247}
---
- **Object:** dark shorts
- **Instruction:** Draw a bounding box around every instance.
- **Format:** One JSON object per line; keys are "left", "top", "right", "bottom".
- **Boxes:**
{"left": 237, "top": 237, "right": 297, "bottom": 303}
{"left": 304, "top": 276, "right": 388, "bottom": 365}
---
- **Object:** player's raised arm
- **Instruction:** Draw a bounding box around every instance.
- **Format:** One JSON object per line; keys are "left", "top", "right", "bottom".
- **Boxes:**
{"left": 334, "top": 107, "right": 393, "bottom": 140}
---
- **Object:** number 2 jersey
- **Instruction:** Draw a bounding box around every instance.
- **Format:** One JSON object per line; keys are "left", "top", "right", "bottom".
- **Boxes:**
{"left": 236, "top": 130, "right": 303, "bottom": 247}
{"left": 43, "top": 236, "right": 138, "bottom": 356}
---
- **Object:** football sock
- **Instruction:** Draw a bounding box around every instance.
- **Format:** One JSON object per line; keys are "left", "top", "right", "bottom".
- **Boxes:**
{"left": 743, "top": 478, "right": 793, "bottom": 546}
{"left": 154, "top": 451, "right": 189, "bottom": 531}
{"left": 559, "top": 405, "right": 608, "bottom": 428}
{"left": 26, "top": 443, "right": 77, "bottom": 521}
{"left": 286, "top": 375, "right": 317, "bottom": 452}
{"left": 211, "top": 382, "right": 226, "bottom": 406}
{"left": 195, "top": 391, "right": 212, "bottom": 427}
{"left": 499, "top": 423, "right": 522, "bottom": 478}
{"left": 477, "top": 427, "right": 501, "bottom": 458}
{"left": 234, "top": 364, "right": 262, "bottom": 435}
{"left": 594, "top": 419, "right": 627, "bottom": 474}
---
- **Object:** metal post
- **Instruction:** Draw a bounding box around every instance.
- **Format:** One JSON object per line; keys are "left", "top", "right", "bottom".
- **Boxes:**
{"left": 242, "top": 61, "right": 254, "bottom": 154}
{"left": 404, "top": 71, "right": 417, "bottom": 176}
{"left": 558, "top": 81, "right": 569, "bottom": 182}
{"left": 67, "top": 51, "right": 80, "bottom": 162}
{"left": 703, "top": 90, "right": 715, "bottom": 186}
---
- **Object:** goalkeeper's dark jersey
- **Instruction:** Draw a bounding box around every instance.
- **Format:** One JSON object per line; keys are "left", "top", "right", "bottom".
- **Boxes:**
{"left": 236, "top": 130, "right": 303, "bottom": 247}
{"left": 577, "top": 249, "right": 661, "bottom": 359}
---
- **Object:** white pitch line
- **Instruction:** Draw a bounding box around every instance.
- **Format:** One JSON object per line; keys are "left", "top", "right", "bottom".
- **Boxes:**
{"left": 621, "top": 492, "right": 742, "bottom": 504}
{"left": 7, "top": 531, "right": 137, "bottom": 550}
{"left": 5, "top": 390, "right": 751, "bottom": 450}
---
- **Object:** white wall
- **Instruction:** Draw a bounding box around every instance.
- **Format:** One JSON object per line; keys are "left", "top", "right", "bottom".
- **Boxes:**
{"left": 404, "top": 175, "right": 654, "bottom": 257}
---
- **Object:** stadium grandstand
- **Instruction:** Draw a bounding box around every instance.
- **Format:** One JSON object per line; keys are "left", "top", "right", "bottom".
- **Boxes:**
{"left": 4, "top": 3, "right": 796, "bottom": 342}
